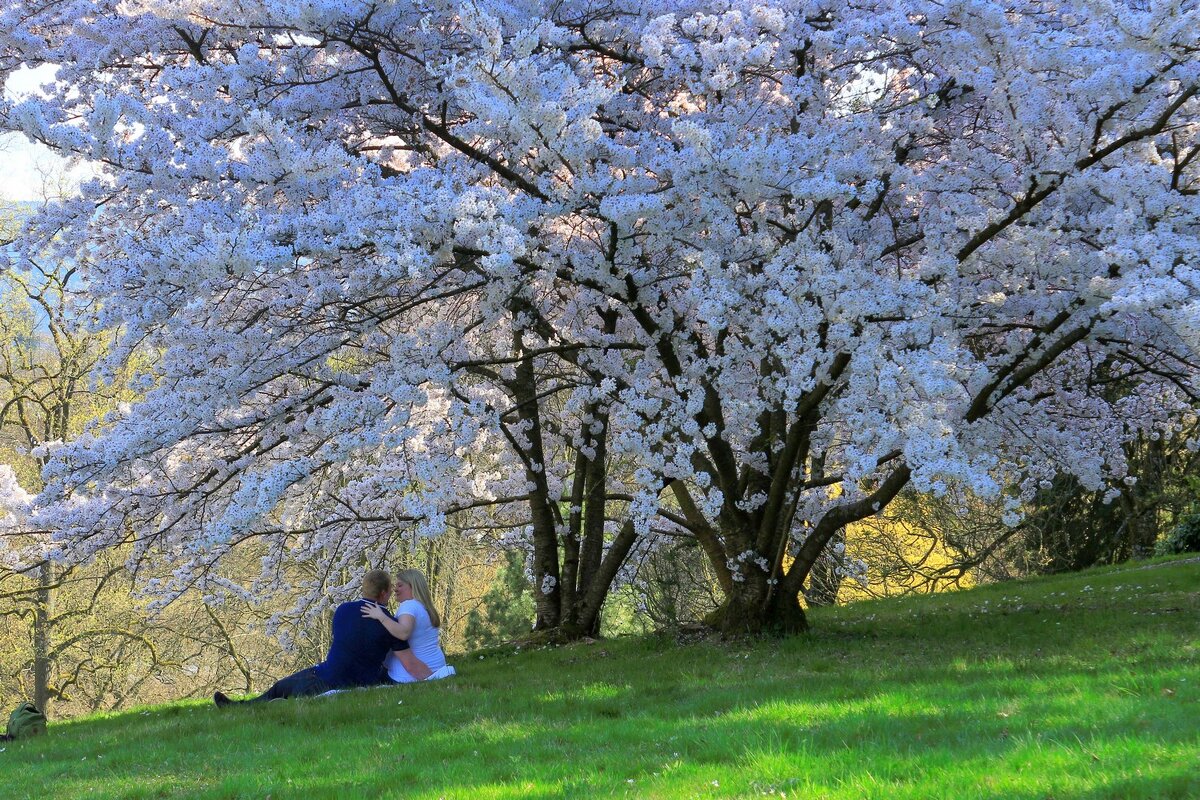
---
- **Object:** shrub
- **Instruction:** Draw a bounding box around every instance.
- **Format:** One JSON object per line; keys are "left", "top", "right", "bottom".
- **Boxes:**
{"left": 463, "top": 551, "right": 534, "bottom": 649}
{"left": 1156, "top": 513, "right": 1200, "bottom": 556}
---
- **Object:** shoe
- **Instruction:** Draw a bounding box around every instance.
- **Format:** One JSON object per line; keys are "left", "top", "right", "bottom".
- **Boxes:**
{"left": 213, "top": 691, "right": 233, "bottom": 707}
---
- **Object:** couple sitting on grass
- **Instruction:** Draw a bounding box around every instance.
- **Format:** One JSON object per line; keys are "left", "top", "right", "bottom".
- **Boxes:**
{"left": 214, "top": 568, "right": 453, "bottom": 706}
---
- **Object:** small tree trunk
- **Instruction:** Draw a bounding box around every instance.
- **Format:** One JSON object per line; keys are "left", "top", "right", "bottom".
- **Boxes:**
{"left": 441, "top": 555, "right": 457, "bottom": 633}
{"left": 573, "top": 519, "right": 639, "bottom": 637}
{"left": 34, "top": 560, "right": 54, "bottom": 711}
{"left": 1118, "top": 487, "right": 1158, "bottom": 560}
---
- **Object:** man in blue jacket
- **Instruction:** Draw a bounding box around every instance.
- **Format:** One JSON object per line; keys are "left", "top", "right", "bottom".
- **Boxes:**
{"left": 214, "top": 569, "right": 429, "bottom": 705}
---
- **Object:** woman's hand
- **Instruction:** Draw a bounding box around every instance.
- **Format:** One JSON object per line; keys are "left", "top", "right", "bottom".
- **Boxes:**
{"left": 361, "top": 602, "right": 388, "bottom": 621}
{"left": 364, "top": 603, "right": 411, "bottom": 640}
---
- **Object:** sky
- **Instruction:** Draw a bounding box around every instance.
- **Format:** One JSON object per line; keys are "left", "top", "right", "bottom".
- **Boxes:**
{"left": 1, "top": 65, "right": 94, "bottom": 203}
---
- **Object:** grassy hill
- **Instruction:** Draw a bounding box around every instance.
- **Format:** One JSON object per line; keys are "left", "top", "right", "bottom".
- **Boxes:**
{"left": 1, "top": 557, "right": 1196, "bottom": 799}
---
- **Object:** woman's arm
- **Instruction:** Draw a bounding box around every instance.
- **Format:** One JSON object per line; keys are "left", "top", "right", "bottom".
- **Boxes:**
{"left": 361, "top": 603, "right": 416, "bottom": 640}
{"left": 394, "top": 649, "right": 433, "bottom": 681}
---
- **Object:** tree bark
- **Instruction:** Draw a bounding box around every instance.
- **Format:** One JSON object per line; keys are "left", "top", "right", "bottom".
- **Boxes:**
{"left": 705, "top": 465, "right": 912, "bottom": 636}
{"left": 705, "top": 572, "right": 809, "bottom": 635}
{"left": 573, "top": 519, "right": 638, "bottom": 636}
{"left": 510, "top": 324, "right": 562, "bottom": 631}
{"left": 33, "top": 560, "right": 54, "bottom": 711}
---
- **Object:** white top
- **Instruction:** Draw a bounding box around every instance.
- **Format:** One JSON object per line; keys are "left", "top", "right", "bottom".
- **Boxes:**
{"left": 385, "top": 599, "right": 447, "bottom": 683}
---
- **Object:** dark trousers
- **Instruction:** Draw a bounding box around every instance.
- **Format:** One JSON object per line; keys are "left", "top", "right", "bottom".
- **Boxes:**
{"left": 247, "top": 666, "right": 331, "bottom": 703}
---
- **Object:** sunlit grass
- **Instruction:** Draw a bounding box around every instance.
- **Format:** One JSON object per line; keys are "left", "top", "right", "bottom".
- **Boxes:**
{"left": 2, "top": 556, "right": 1197, "bottom": 798}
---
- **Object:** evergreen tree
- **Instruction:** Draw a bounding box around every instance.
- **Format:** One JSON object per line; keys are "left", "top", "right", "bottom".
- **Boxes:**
{"left": 464, "top": 552, "right": 534, "bottom": 649}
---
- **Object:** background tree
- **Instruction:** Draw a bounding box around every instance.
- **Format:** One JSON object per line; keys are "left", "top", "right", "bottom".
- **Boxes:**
{"left": 463, "top": 550, "right": 535, "bottom": 649}
{"left": 1156, "top": 498, "right": 1200, "bottom": 556}
{"left": 0, "top": 201, "right": 121, "bottom": 711}
{"left": 0, "top": 205, "right": 312, "bottom": 717}
{"left": 1021, "top": 418, "right": 1200, "bottom": 572}
{"left": 837, "top": 410, "right": 1200, "bottom": 601}
{"left": 626, "top": 539, "right": 723, "bottom": 632}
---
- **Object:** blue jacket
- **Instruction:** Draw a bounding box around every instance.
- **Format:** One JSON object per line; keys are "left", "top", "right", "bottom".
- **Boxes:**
{"left": 313, "top": 600, "right": 408, "bottom": 688}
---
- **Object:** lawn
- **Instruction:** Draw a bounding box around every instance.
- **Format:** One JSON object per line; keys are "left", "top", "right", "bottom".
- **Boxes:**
{"left": 2, "top": 557, "right": 1197, "bottom": 799}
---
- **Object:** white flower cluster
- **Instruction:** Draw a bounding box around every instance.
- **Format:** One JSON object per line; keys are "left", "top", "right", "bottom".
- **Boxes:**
{"left": 0, "top": 465, "right": 31, "bottom": 528}
{"left": 831, "top": 549, "right": 870, "bottom": 590}
{"left": 726, "top": 550, "right": 771, "bottom": 583}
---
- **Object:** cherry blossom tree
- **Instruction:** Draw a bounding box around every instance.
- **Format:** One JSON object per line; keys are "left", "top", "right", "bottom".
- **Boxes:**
{"left": 1, "top": 0, "right": 1196, "bottom": 636}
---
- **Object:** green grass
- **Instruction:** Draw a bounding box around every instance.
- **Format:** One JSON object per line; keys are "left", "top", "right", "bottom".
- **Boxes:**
{"left": 2, "top": 557, "right": 1197, "bottom": 799}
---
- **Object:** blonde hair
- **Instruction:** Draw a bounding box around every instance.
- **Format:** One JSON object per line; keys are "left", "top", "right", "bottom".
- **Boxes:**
{"left": 361, "top": 569, "right": 393, "bottom": 600}
{"left": 395, "top": 569, "right": 440, "bottom": 629}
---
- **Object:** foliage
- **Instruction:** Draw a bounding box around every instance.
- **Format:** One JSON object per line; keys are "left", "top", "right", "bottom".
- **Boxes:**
{"left": 0, "top": 199, "right": 146, "bottom": 713}
{"left": 627, "top": 538, "right": 723, "bottom": 630}
{"left": 847, "top": 418, "right": 1200, "bottom": 590}
{"left": 841, "top": 420, "right": 1200, "bottom": 590}
{"left": 0, "top": 558, "right": 1196, "bottom": 798}
{"left": 1156, "top": 513, "right": 1200, "bottom": 555}
{"left": 462, "top": 550, "right": 535, "bottom": 649}
{"left": 1023, "top": 474, "right": 1134, "bottom": 570}
{"left": 829, "top": 489, "right": 1006, "bottom": 597}
{"left": 1, "top": 0, "right": 1197, "bottom": 639}
{"left": 1020, "top": 418, "right": 1200, "bottom": 571}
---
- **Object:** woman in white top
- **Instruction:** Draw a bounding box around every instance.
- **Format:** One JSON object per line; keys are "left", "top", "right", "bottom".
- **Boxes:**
{"left": 362, "top": 569, "right": 449, "bottom": 682}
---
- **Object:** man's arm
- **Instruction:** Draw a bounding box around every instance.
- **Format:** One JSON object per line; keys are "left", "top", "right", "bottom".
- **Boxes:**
{"left": 394, "top": 648, "right": 432, "bottom": 680}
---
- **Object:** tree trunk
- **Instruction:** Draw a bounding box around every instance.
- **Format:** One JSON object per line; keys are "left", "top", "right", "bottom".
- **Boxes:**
{"left": 33, "top": 560, "right": 54, "bottom": 711}
{"left": 1118, "top": 485, "right": 1158, "bottom": 560}
{"left": 510, "top": 323, "right": 562, "bottom": 631}
{"left": 441, "top": 552, "right": 457, "bottom": 634}
{"left": 706, "top": 465, "right": 913, "bottom": 636}
{"left": 705, "top": 574, "right": 809, "bottom": 635}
